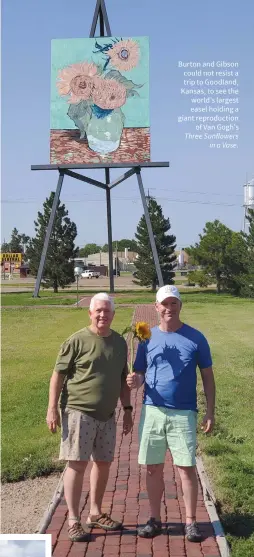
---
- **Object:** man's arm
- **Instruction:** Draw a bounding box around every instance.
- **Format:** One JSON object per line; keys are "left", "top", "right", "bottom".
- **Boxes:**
{"left": 200, "top": 366, "right": 216, "bottom": 432}
{"left": 46, "top": 371, "right": 65, "bottom": 433}
{"left": 46, "top": 339, "right": 75, "bottom": 432}
{"left": 48, "top": 371, "right": 65, "bottom": 408}
{"left": 120, "top": 364, "right": 131, "bottom": 406}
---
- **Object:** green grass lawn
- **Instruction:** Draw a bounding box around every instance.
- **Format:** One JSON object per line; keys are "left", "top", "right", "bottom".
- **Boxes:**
{"left": 192, "top": 300, "right": 254, "bottom": 557}
{"left": 2, "top": 297, "right": 253, "bottom": 556}
{"left": 115, "top": 289, "right": 238, "bottom": 305}
{"left": 1, "top": 292, "right": 77, "bottom": 305}
{"left": 1, "top": 307, "right": 133, "bottom": 483}
{"left": 2, "top": 288, "right": 217, "bottom": 306}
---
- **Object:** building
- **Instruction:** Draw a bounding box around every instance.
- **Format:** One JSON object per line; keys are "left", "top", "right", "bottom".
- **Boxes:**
{"left": 86, "top": 250, "right": 138, "bottom": 270}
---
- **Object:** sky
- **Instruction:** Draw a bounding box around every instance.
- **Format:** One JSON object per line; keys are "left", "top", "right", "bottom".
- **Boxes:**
{"left": 0, "top": 539, "right": 45, "bottom": 557}
{"left": 1, "top": 0, "right": 254, "bottom": 250}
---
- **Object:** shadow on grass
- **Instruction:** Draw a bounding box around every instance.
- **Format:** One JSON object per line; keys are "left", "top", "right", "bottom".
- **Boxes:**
{"left": 220, "top": 510, "right": 254, "bottom": 539}
{"left": 203, "top": 440, "right": 236, "bottom": 456}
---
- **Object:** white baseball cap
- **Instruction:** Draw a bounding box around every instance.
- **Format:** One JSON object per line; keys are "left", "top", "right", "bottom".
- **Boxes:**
{"left": 156, "top": 284, "right": 181, "bottom": 303}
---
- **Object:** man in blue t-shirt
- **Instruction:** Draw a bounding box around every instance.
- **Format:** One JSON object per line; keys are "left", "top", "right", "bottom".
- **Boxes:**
{"left": 126, "top": 285, "right": 215, "bottom": 542}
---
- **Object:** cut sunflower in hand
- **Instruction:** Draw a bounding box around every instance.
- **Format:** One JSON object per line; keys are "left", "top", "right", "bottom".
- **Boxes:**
{"left": 122, "top": 321, "right": 151, "bottom": 374}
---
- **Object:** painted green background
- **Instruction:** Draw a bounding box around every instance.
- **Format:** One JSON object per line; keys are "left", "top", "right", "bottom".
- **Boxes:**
{"left": 51, "top": 36, "right": 149, "bottom": 129}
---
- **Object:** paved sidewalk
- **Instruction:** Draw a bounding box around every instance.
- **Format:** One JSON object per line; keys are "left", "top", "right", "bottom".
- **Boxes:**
{"left": 47, "top": 304, "right": 221, "bottom": 557}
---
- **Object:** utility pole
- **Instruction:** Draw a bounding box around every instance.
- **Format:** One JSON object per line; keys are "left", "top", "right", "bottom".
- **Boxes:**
{"left": 115, "top": 240, "right": 118, "bottom": 277}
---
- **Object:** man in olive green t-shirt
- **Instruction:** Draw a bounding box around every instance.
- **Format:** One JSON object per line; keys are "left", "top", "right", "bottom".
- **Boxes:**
{"left": 46, "top": 293, "right": 132, "bottom": 542}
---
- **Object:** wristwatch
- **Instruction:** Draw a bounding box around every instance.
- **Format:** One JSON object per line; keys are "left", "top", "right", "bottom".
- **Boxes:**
{"left": 123, "top": 405, "right": 133, "bottom": 412}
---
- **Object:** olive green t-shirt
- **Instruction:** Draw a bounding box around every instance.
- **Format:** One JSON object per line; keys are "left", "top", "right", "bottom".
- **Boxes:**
{"left": 54, "top": 327, "right": 128, "bottom": 421}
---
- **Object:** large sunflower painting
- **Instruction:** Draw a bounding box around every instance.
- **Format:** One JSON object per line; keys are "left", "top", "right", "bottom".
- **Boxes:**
{"left": 50, "top": 37, "right": 150, "bottom": 164}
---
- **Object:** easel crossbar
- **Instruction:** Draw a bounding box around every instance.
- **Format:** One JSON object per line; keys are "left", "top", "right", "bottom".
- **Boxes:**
{"left": 63, "top": 169, "right": 106, "bottom": 189}
{"left": 31, "top": 162, "right": 170, "bottom": 170}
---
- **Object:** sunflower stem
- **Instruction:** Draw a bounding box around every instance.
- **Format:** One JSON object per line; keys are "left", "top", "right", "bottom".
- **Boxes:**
{"left": 129, "top": 334, "right": 134, "bottom": 374}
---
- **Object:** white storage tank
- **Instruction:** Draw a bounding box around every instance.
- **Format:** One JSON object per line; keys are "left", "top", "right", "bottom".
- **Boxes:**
{"left": 178, "top": 249, "right": 185, "bottom": 266}
{"left": 244, "top": 179, "right": 254, "bottom": 208}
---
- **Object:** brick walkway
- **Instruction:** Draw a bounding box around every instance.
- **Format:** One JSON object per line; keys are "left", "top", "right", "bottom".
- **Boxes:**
{"left": 47, "top": 304, "right": 221, "bottom": 557}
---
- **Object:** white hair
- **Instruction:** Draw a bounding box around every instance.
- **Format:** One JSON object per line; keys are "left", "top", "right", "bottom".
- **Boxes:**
{"left": 89, "top": 292, "right": 115, "bottom": 311}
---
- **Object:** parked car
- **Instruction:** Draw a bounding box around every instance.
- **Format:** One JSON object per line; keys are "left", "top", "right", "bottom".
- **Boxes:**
{"left": 81, "top": 270, "right": 100, "bottom": 279}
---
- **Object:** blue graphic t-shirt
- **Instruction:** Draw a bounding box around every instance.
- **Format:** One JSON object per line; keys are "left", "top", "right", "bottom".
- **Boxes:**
{"left": 133, "top": 325, "right": 212, "bottom": 412}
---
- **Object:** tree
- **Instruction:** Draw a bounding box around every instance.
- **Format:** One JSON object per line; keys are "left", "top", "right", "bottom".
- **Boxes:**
{"left": 1, "top": 241, "right": 10, "bottom": 252}
{"left": 1, "top": 229, "right": 30, "bottom": 254}
{"left": 20, "top": 233, "right": 30, "bottom": 255}
{"left": 221, "top": 231, "right": 248, "bottom": 295}
{"left": 134, "top": 197, "right": 176, "bottom": 291}
{"left": 101, "top": 239, "right": 138, "bottom": 253}
{"left": 186, "top": 220, "right": 248, "bottom": 294}
{"left": 26, "top": 192, "right": 78, "bottom": 293}
{"left": 1, "top": 230, "right": 30, "bottom": 257}
{"left": 187, "top": 270, "right": 212, "bottom": 287}
{"left": 240, "top": 208, "right": 254, "bottom": 297}
{"left": 9, "top": 228, "right": 24, "bottom": 253}
{"left": 79, "top": 244, "right": 101, "bottom": 257}
{"left": 114, "top": 239, "right": 138, "bottom": 252}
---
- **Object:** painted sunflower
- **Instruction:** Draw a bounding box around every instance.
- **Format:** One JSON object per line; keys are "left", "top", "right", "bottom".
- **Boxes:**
{"left": 108, "top": 39, "right": 139, "bottom": 71}
{"left": 57, "top": 62, "right": 98, "bottom": 104}
{"left": 92, "top": 77, "right": 127, "bottom": 109}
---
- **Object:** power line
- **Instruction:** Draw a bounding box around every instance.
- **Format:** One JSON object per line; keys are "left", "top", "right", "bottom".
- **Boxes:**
{"left": 1, "top": 197, "right": 242, "bottom": 207}
{"left": 1, "top": 188, "right": 243, "bottom": 201}
{"left": 129, "top": 187, "right": 243, "bottom": 198}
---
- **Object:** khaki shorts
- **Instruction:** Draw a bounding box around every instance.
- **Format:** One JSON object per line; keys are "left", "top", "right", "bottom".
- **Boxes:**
{"left": 138, "top": 405, "right": 197, "bottom": 467}
{"left": 59, "top": 408, "right": 116, "bottom": 462}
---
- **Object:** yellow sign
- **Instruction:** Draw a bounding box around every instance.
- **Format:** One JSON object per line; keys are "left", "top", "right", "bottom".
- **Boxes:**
{"left": 0, "top": 253, "right": 22, "bottom": 264}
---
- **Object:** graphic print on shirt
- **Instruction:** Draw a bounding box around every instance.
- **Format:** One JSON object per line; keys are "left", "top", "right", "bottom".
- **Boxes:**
{"left": 146, "top": 339, "right": 197, "bottom": 387}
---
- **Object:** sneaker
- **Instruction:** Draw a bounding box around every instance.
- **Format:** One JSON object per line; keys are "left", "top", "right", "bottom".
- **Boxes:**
{"left": 138, "top": 517, "right": 162, "bottom": 538}
{"left": 185, "top": 521, "right": 202, "bottom": 542}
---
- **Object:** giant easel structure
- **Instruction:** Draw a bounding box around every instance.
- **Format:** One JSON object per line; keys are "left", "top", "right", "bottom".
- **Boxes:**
{"left": 31, "top": 0, "right": 169, "bottom": 296}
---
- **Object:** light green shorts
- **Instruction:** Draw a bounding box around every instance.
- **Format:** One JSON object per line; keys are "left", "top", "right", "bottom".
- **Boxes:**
{"left": 138, "top": 405, "right": 197, "bottom": 467}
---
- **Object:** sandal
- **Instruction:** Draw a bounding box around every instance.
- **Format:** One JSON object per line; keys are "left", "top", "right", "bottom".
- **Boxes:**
{"left": 185, "top": 521, "right": 202, "bottom": 542}
{"left": 138, "top": 517, "right": 162, "bottom": 538}
{"left": 68, "top": 518, "right": 91, "bottom": 542}
{"left": 86, "top": 513, "right": 122, "bottom": 531}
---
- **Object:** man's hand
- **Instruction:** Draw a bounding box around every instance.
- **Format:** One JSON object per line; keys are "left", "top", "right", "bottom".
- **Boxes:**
{"left": 123, "top": 410, "right": 133, "bottom": 435}
{"left": 126, "top": 373, "right": 140, "bottom": 390}
{"left": 46, "top": 406, "right": 61, "bottom": 433}
{"left": 201, "top": 413, "right": 215, "bottom": 434}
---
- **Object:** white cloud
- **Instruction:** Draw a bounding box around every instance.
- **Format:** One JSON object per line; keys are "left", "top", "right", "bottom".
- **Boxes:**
{"left": 0, "top": 540, "right": 45, "bottom": 557}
